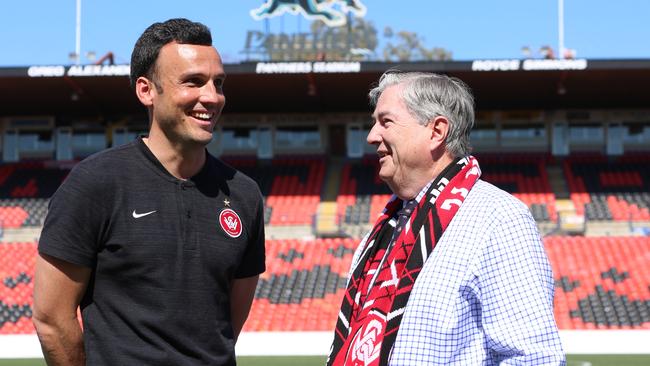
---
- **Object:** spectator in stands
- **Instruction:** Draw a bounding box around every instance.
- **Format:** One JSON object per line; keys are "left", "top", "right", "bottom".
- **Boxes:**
{"left": 32, "top": 18, "right": 265, "bottom": 365}
{"left": 328, "top": 71, "right": 565, "bottom": 365}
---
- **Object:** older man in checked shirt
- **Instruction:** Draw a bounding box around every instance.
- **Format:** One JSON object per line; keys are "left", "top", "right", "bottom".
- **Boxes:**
{"left": 327, "top": 71, "right": 565, "bottom": 366}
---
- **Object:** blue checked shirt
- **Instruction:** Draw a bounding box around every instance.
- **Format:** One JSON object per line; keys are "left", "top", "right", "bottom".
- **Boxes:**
{"left": 351, "top": 180, "right": 565, "bottom": 365}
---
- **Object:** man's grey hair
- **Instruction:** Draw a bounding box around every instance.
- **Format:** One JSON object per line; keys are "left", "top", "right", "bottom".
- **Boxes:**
{"left": 369, "top": 70, "right": 475, "bottom": 157}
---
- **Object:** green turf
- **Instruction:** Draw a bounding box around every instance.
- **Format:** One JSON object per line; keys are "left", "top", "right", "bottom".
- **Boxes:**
{"left": 238, "top": 355, "right": 326, "bottom": 365}
{"left": 1, "top": 355, "right": 649, "bottom": 365}
{"left": 566, "top": 354, "right": 650, "bottom": 366}
{"left": 0, "top": 361, "right": 45, "bottom": 366}
{"left": 0, "top": 357, "right": 328, "bottom": 366}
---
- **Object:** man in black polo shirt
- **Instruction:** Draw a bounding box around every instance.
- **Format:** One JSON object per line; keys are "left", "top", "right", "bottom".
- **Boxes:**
{"left": 32, "top": 18, "right": 265, "bottom": 365}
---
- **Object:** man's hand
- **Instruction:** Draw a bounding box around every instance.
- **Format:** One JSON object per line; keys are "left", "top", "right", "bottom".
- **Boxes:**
{"left": 230, "top": 275, "right": 259, "bottom": 342}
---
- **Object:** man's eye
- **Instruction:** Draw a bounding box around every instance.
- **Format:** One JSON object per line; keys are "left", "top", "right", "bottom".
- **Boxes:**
{"left": 185, "top": 79, "right": 201, "bottom": 86}
{"left": 215, "top": 79, "right": 224, "bottom": 88}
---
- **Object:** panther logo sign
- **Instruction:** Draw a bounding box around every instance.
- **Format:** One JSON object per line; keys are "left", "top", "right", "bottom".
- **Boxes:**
{"left": 250, "top": 0, "right": 367, "bottom": 27}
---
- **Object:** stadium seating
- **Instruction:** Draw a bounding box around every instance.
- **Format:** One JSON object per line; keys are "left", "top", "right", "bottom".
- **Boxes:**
{"left": 0, "top": 162, "right": 70, "bottom": 228}
{"left": 1, "top": 154, "right": 649, "bottom": 336}
{"left": 0, "top": 198, "right": 49, "bottom": 228}
{"left": 243, "top": 236, "right": 650, "bottom": 331}
{"left": 18, "top": 153, "right": 650, "bottom": 229}
{"left": 547, "top": 236, "right": 650, "bottom": 329}
{"left": 243, "top": 238, "right": 356, "bottom": 332}
{"left": 0, "top": 156, "right": 329, "bottom": 228}
{"left": 564, "top": 155, "right": 650, "bottom": 221}
{"left": 336, "top": 157, "right": 391, "bottom": 229}
{"left": 477, "top": 154, "right": 557, "bottom": 223}
{"left": 1, "top": 236, "right": 649, "bottom": 335}
{"left": 337, "top": 154, "right": 558, "bottom": 232}
{"left": 226, "top": 157, "right": 325, "bottom": 226}
{"left": 0, "top": 242, "right": 36, "bottom": 335}
{"left": 0, "top": 161, "right": 69, "bottom": 199}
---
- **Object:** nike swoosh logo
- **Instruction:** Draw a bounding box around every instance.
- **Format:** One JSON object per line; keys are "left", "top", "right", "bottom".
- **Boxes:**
{"left": 132, "top": 210, "right": 156, "bottom": 219}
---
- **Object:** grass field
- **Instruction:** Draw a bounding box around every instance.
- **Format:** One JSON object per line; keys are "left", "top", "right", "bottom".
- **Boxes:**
{"left": 1, "top": 355, "right": 650, "bottom": 365}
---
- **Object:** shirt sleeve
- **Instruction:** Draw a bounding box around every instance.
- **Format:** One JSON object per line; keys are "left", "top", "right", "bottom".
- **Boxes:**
{"left": 479, "top": 208, "right": 566, "bottom": 365}
{"left": 234, "top": 187, "right": 266, "bottom": 278}
{"left": 38, "top": 163, "right": 107, "bottom": 268}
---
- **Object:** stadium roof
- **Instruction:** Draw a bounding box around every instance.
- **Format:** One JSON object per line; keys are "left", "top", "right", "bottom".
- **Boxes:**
{"left": 1, "top": 59, "right": 649, "bottom": 118}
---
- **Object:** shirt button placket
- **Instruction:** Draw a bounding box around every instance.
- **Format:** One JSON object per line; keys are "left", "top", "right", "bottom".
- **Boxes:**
{"left": 179, "top": 181, "right": 196, "bottom": 250}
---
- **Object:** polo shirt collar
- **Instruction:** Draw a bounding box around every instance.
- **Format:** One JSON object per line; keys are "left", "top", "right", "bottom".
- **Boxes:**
{"left": 135, "top": 136, "right": 211, "bottom": 185}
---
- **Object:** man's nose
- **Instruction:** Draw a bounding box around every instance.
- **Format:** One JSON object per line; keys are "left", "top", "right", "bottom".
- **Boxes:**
{"left": 200, "top": 81, "right": 223, "bottom": 105}
{"left": 367, "top": 123, "right": 381, "bottom": 145}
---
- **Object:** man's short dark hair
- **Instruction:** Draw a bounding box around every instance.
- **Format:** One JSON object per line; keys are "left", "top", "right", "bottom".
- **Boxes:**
{"left": 130, "top": 18, "right": 212, "bottom": 88}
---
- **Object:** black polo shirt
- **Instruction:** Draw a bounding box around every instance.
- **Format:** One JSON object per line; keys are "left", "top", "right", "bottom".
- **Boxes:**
{"left": 39, "top": 138, "right": 265, "bottom": 365}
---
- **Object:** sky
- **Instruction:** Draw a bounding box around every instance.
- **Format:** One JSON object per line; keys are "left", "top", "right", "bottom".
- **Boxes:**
{"left": 0, "top": 0, "right": 648, "bottom": 67}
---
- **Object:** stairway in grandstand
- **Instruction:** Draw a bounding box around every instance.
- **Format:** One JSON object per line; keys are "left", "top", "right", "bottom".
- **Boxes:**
{"left": 547, "top": 163, "right": 571, "bottom": 200}
{"left": 547, "top": 162, "right": 584, "bottom": 234}
{"left": 314, "top": 157, "right": 344, "bottom": 237}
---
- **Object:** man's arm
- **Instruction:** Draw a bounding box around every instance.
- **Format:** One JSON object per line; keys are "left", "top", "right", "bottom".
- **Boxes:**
{"left": 480, "top": 210, "right": 565, "bottom": 365}
{"left": 230, "top": 275, "right": 259, "bottom": 342}
{"left": 33, "top": 253, "right": 91, "bottom": 366}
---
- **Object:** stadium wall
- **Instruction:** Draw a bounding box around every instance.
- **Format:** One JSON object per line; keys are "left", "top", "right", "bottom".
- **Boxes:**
{"left": 1, "top": 331, "right": 650, "bottom": 358}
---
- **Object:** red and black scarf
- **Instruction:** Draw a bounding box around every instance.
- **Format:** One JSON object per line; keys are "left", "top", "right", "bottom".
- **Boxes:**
{"left": 328, "top": 156, "right": 481, "bottom": 366}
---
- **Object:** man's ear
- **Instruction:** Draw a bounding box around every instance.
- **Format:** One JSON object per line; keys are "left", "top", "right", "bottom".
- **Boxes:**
{"left": 428, "top": 116, "right": 450, "bottom": 150}
{"left": 135, "top": 76, "right": 155, "bottom": 107}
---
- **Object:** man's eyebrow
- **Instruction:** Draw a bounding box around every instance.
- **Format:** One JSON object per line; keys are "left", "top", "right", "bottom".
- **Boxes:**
{"left": 178, "top": 71, "right": 205, "bottom": 80}
{"left": 373, "top": 111, "right": 391, "bottom": 120}
{"left": 178, "top": 71, "right": 226, "bottom": 80}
